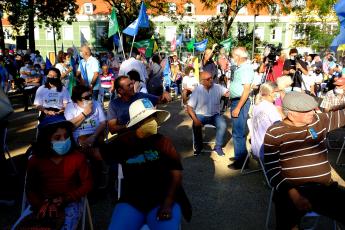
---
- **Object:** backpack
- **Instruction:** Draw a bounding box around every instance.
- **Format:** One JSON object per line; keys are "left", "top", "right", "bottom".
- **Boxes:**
{"left": 147, "top": 65, "right": 163, "bottom": 96}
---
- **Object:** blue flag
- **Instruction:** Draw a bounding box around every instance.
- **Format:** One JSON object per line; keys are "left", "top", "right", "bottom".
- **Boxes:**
{"left": 176, "top": 34, "right": 183, "bottom": 47}
{"left": 45, "top": 56, "right": 52, "bottom": 69}
{"left": 123, "top": 1, "right": 149, "bottom": 37}
{"left": 78, "top": 56, "right": 89, "bottom": 86}
{"left": 113, "top": 34, "right": 120, "bottom": 47}
{"left": 163, "top": 57, "right": 171, "bottom": 86}
{"left": 330, "top": 27, "right": 345, "bottom": 52}
{"left": 335, "top": 0, "right": 345, "bottom": 27}
{"left": 194, "top": 39, "right": 208, "bottom": 52}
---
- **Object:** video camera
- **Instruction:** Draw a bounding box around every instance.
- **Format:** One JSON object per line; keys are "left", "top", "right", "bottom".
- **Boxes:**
{"left": 263, "top": 43, "right": 282, "bottom": 66}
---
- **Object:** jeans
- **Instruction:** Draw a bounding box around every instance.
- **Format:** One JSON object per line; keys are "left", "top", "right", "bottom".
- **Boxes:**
{"left": 193, "top": 114, "right": 227, "bottom": 152}
{"left": 108, "top": 203, "right": 181, "bottom": 230}
{"left": 230, "top": 99, "right": 250, "bottom": 161}
{"left": 92, "top": 90, "right": 99, "bottom": 102}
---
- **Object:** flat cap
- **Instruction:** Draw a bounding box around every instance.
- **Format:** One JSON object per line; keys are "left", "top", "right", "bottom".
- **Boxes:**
{"left": 282, "top": 91, "right": 318, "bottom": 112}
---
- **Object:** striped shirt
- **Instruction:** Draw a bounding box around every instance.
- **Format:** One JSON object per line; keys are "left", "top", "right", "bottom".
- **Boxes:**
{"left": 264, "top": 110, "right": 345, "bottom": 192}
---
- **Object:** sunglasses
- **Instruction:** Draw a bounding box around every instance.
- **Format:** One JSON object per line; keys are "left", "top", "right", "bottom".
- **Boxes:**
{"left": 81, "top": 95, "right": 92, "bottom": 100}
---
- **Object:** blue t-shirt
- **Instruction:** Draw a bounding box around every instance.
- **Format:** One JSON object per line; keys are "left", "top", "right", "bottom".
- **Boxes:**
{"left": 107, "top": 92, "right": 159, "bottom": 125}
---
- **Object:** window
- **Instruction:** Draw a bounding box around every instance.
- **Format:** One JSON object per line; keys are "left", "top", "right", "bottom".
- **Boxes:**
{"left": 184, "top": 3, "right": 195, "bottom": 15}
{"left": 293, "top": 24, "right": 305, "bottom": 39}
{"left": 217, "top": 4, "right": 227, "bottom": 15}
{"left": 238, "top": 7, "right": 248, "bottom": 15}
{"left": 291, "top": 0, "right": 306, "bottom": 8}
{"left": 165, "top": 26, "right": 176, "bottom": 42}
{"left": 168, "top": 3, "right": 176, "bottom": 13}
{"left": 63, "top": 27, "right": 73, "bottom": 40}
{"left": 255, "top": 27, "right": 265, "bottom": 41}
{"left": 4, "top": 28, "right": 11, "bottom": 40}
{"left": 46, "top": 28, "right": 54, "bottom": 40}
{"left": 34, "top": 27, "right": 39, "bottom": 40}
{"left": 271, "top": 27, "right": 282, "bottom": 41}
{"left": 184, "top": 27, "right": 192, "bottom": 40}
{"left": 238, "top": 26, "right": 247, "bottom": 38}
{"left": 84, "top": 3, "right": 93, "bottom": 14}
{"left": 96, "top": 26, "right": 106, "bottom": 38}
{"left": 80, "top": 26, "right": 90, "bottom": 44}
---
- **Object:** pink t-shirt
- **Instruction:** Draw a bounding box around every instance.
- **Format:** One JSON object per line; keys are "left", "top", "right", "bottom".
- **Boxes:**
{"left": 100, "top": 73, "right": 114, "bottom": 88}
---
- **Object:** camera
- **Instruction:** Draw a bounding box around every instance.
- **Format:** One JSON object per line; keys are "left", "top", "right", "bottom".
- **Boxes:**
{"left": 263, "top": 43, "right": 282, "bottom": 65}
{"left": 295, "top": 54, "right": 303, "bottom": 61}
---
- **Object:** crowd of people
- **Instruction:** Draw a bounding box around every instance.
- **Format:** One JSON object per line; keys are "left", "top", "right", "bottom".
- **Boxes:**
{"left": 1, "top": 42, "right": 345, "bottom": 229}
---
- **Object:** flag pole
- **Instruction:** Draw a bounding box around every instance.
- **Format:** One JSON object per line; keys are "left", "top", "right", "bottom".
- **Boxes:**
{"left": 129, "top": 35, "right": 136, "bottom": 58}
{"left": 118, "top": 32, "right": 126, "bottom": 60}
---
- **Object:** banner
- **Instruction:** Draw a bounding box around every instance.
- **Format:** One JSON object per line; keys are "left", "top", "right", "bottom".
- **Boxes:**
{"left": 193, "top": 57, "right": 199, "bottom": 82}
{"left": 186, "top": 38, "right": 195, "bottom": 52}
{"left": 133, "top": 39, "right": 154, "bottom": 57}
{"left": 194, "top": 39, "right": 208, "bottom": 52}
{"left": 170, "top": 36, "right": 176, "bottom": 52}
{"left": 335, "top": 0, "right": 345, "bottom": 27}
{"left": 108, "top": 7, "right": 119, "bottom": 38}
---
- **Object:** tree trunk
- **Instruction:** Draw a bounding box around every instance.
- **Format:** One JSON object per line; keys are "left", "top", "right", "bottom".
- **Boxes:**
{"left": 0, "top": 10, "right": 5, "bottom": 52}
{"left": 28, "top": 0, "right": 35, "bottom": 51}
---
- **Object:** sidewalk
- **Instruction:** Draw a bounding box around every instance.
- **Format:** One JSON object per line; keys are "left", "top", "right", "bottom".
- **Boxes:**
{"left": 1, "top": 99, "right": 345, "bottom": 229}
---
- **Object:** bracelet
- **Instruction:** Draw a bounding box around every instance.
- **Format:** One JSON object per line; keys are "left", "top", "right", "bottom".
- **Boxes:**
{"left": 82, "top": 112, "right": 87, "bottom": 118}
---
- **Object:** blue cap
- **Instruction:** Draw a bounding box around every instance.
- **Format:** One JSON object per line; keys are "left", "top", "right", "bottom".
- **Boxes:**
{"left": 38, "top": 115, "right": 73, "bottom": 130}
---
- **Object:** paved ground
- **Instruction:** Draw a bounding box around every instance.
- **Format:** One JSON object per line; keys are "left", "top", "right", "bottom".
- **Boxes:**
{"left": 1, "top": 97, "right": 345, "bottom": 230}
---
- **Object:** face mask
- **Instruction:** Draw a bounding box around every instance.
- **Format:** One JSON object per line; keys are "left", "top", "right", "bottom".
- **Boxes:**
{"left": 334, "top": 88, "right": 344, "bottom": 95}
{"left": 189, "top": 72, "right": 194, "bottom": 77}
{"left": 290, "top": 56, "right": 295, "bottom": 61}
{"left": 136, "top": 119, "right": 158, "bottom": 138}
{"left": 83, "top": 99, "right": 92, "bottom": 107}
{"left": 52, "top": 137, "right": 71, "bottom": 155}
{"left": 47, "top": 77, "right": 59, "bottom": 86}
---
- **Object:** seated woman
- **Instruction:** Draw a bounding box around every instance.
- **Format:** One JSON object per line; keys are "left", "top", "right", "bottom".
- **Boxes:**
{"left": 15, "top": 115, "right": 92, "bottom": 230}
{"left": 34, "top": 67, "right": 71, "bottom": 120}
{"left": 128, "top": 69, "right": 147, "bottom": 93}
{"left": 105, "top": 98, "right": 192, "bottom": 230}
{"left": 251, "top": 82, "right": 282, "bottom": 160}
{"left": 64, "top": 85, "right": 108, "bottom": 189}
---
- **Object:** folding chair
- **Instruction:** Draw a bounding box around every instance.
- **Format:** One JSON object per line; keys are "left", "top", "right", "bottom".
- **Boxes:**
{"left": 336, "top": 136, "right": 345, "bottom": 165}
{"left": 1, "top": 126, "right": 18, "bottom": 175}
{"left": 192, "top": 124, "right": 216, "bottom": 153}
{"left": 241, "top": 119, "right": 270, "bottom": 185}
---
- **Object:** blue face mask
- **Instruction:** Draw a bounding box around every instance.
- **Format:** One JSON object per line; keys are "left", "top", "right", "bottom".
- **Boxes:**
{"left": 52, "top": 137, "right": 71, "bottom": 155}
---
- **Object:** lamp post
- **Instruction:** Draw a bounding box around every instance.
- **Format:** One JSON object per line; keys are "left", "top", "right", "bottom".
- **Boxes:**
{"left": 251, "top": 13, "right": 258, "bottom": 60}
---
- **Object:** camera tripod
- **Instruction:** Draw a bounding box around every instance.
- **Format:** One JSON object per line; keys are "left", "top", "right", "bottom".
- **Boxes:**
{"left": 261, "top": 63, "right": 275, "bottom": 84}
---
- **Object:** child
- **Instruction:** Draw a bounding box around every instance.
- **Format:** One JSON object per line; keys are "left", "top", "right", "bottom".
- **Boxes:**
{"left": 99, "top": 64, "right": 115, "bottom": 104}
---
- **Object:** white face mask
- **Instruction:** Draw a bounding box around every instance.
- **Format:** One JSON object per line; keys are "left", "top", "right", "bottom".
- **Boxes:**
{"left": 290, "top": 56, "right": 295, "bottom": 60}
{"left": 334, "top": 88, "right": 344, "bottom": 95}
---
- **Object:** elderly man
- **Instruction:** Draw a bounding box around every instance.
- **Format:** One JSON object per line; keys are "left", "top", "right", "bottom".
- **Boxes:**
{"left": 187, "top": 71, "right": 229, "bottom": 156}
{"left": 228, "top": 47, "right": 254, "bottom": 169}
{"left": 107, "top": 76, "right": 171, "bottom": 134}
{"left": 119, "top": 51, "right": 148, "bottom": 82}
{"left": 77, "top": 45, "right": 100, "bottom": 100}
{"left": 264, "top": 91, "right": 345, "bottom": 229}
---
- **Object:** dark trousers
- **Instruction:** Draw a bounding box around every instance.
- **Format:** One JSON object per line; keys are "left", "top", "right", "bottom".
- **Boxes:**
{"left": 273, "top": 182, "right": 345, "bottom": 230}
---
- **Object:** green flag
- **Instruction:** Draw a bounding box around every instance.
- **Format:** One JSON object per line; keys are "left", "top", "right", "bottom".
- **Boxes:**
{"left": 108, "top": 8, "right": 119, "bottom": 38}
{"left": 134, "top": 39, "right": 154, "bottom": 57}
{"left": 220, "top": 37, "right": 232, "bottom": 51}
{"left": 186, "top": 38, "right": 195, "bottom": 52}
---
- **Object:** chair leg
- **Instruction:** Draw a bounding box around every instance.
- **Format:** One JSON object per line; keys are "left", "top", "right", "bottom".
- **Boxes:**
{"left": 266, "top": 188, "right": 274, "bottom": 230}
{"left": 336, "top": 137, "right": 345, "bottom": 165}
{"left": 240, "top": 153, "right": 250, "bottom": 174}
{"left": 260, "top": 159, "right": 271, "bottom": 187}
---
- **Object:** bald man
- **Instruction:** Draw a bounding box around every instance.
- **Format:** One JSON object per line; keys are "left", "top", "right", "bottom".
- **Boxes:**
{"left": 77, "top": 45, "right": 100, "bottom": 100}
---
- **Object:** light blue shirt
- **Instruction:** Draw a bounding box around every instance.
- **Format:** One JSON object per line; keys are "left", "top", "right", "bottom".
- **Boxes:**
{"left": 230, "top": 62, "right": 254, "bottom": 98}
{"left": 188, "top": 84, "right": 228, "bottom": 116}
{"left": 78, "top": 56, "right": 100, "bottom": 90}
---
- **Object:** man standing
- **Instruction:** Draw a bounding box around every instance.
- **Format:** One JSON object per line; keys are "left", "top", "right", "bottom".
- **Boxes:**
{"left": 119, "top": 51, "right": 148, "bottom": 83}
{"left": 187, "top": 71, "right": 229, "bottom": 156}
{"left": 77, "top": 45, "right": 100, "bottom": 101}
{"left": 283, "top": 48, "right": 308, "bottom": 91}
{"left": 107, "top": 76, "right": 171, "bottom": 134}
{"left": 264, "top": 91, "right": 345, "bottom": 229}
{"left": 228, "top": 47, "right": 254, "bottom": 169}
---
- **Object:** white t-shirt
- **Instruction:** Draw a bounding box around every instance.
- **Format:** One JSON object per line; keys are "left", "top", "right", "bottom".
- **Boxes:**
{"left": 119, "top": 57, "right": 148, "bottom": 82}
{"left": 182, "top": 76, "right": 199, "bottom": 91}
{"left": 34, "top": 86, "right": 71, "bottom": 109}
{"left": 251, "top": 100, "right": 282, "bottom": 159}
{"left": 301, "top": 73, "right": 316, "bottom": 92}
{"left": 64, "top": 101, "right": 106, "bottom": 141}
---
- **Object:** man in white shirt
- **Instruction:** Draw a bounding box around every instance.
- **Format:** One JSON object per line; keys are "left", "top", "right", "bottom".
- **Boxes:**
{"left": 187, "top": 71, "right": 229, "bottom": 156}
{"left": 77, "top": 45, "right": 100, "bottom": 101}
{"left": 119, "top": 51, "right": 148, "bottom": 83}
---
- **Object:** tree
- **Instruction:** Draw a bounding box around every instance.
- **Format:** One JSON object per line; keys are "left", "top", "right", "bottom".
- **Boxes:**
{"left": 4, "top": 0, "right": 78, "bottom": 51}
{"left": 291, "top": 0, "right": 339, "bottom": 51}
{"left": 199, "top": 0, "right": 281, "bottom": 40}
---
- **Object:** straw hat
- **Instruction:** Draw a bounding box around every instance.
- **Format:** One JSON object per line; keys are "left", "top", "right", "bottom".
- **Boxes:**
{"left": 127, "top": 98, "right": 170, "bottom": 128}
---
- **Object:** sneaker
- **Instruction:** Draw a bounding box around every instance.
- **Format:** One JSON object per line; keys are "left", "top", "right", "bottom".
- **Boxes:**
{"left": 213, "top": 147, "right": 225, "bottom": 156}
{"left": 193, "top": 151, "right": 201, "bottom": 156}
